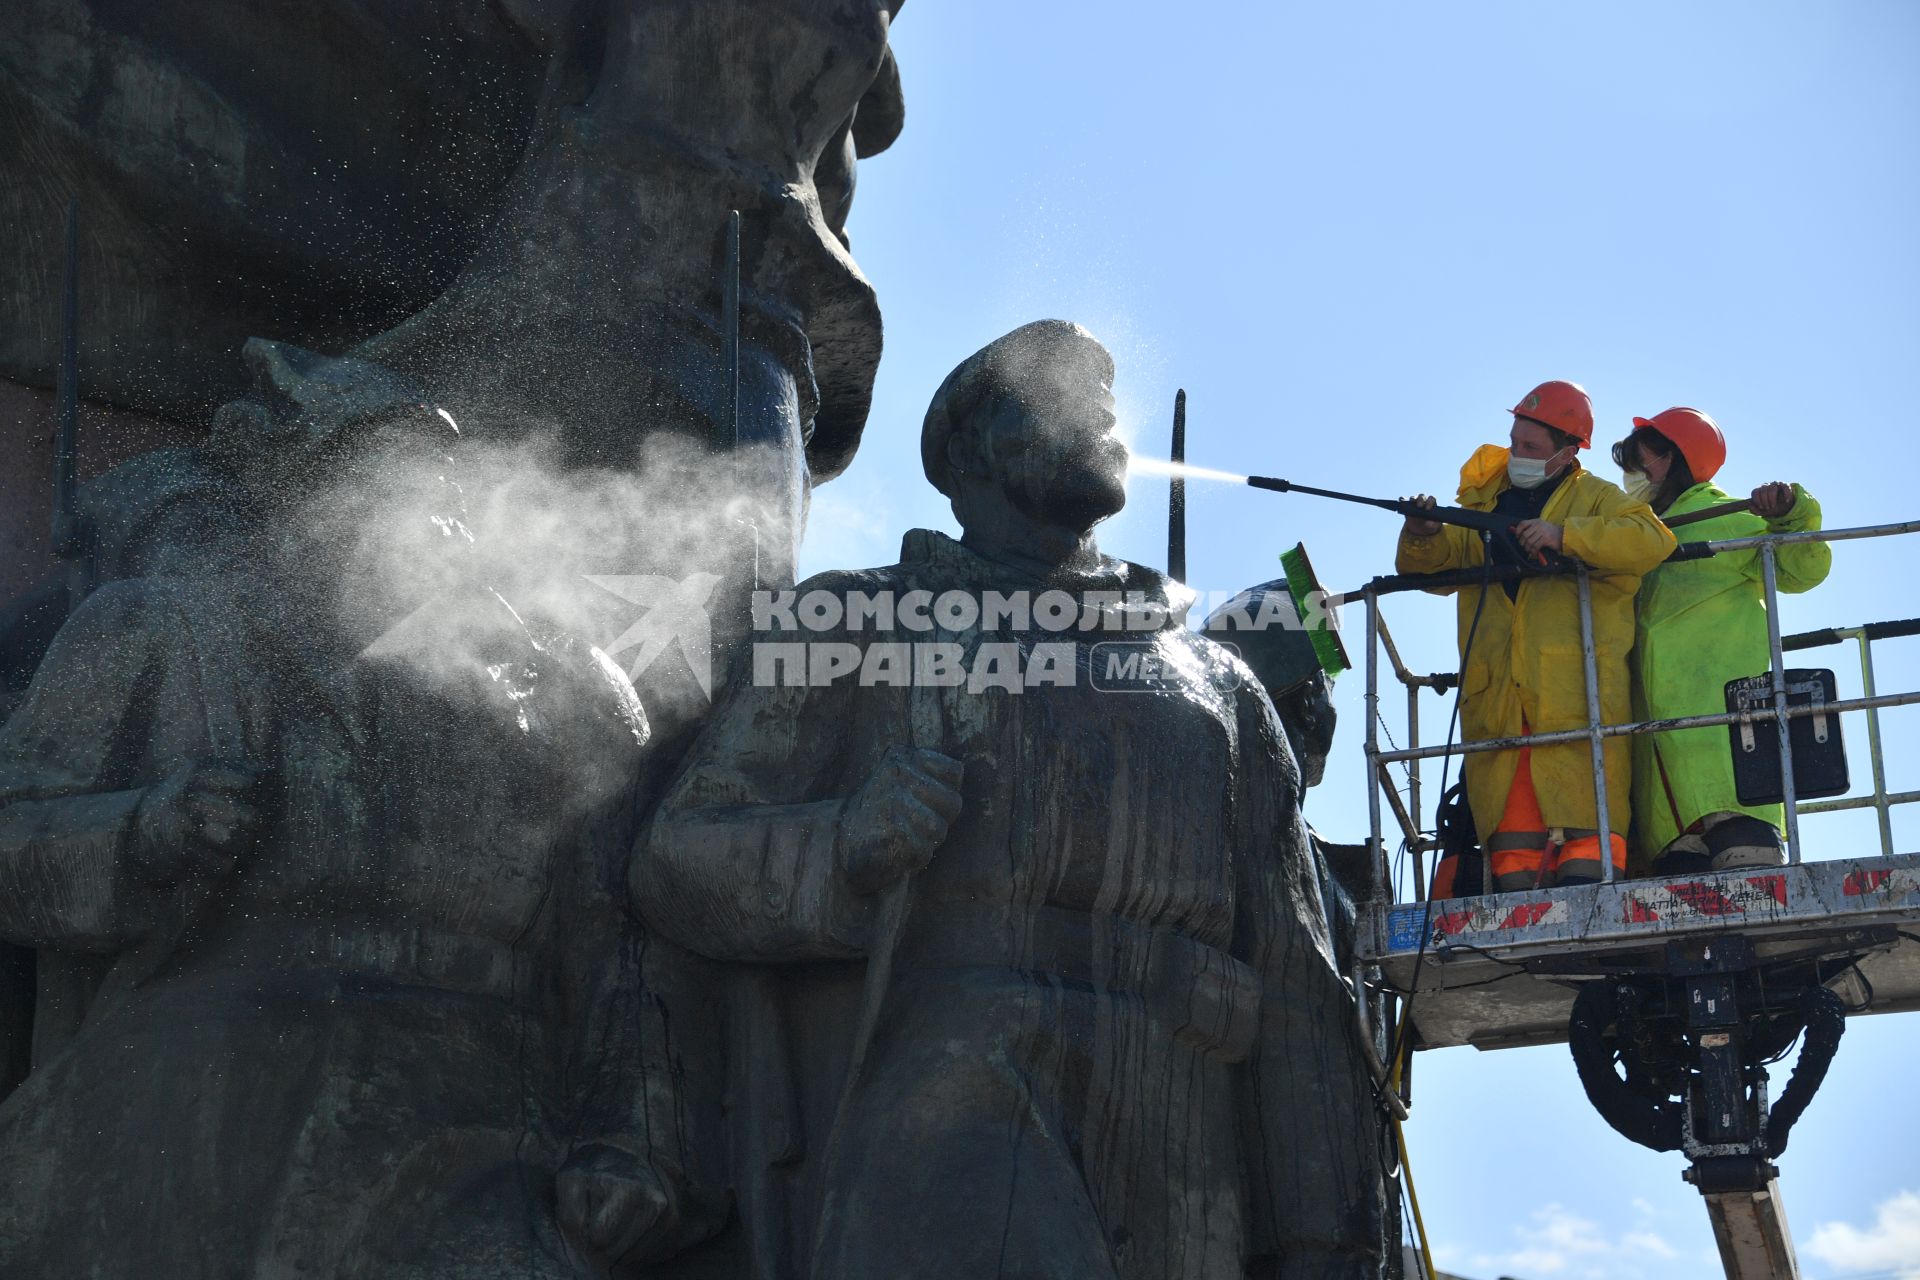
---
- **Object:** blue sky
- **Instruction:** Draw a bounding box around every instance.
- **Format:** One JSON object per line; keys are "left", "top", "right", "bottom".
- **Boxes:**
{"left": 806, "top": 3, "right": 1920, "bottom": 1277}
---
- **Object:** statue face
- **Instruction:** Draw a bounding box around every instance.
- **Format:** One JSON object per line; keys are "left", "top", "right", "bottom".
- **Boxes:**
{"left": 972, "top": 359, "right": 1130, "bottom": 532}
{"left": 1276, "top": 672, "right": 1337, "bottom": 789}
{"left": 272, "top": 420, "right": 475, "bottom": 640}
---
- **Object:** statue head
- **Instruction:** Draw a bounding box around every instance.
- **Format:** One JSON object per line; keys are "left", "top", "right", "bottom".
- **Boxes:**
{"left": 1202, "top": 580, "right": 1340, "bottom": 788}
{"left": 1273, "top": 671, "right": 1337, "bottom": 790}
{"left": 921, "top": 321, "right": 1129, "bottom": 540}
{"left": 78, "top": 447, "right": 251, "bottom": 583}
{"left": 211, "top": 340, "right": 472, "bottom": 642}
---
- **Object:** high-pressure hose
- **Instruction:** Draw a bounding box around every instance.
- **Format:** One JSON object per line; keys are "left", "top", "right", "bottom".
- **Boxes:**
{"left": 1567, "top": 980, "right": 1847, "bottom": 1158}
{"left": 1568, "top": 983, "right": 1685, "bottom": 1152}
{"left": 1767, "top": 984, "right": 1845, "bottom": 1157}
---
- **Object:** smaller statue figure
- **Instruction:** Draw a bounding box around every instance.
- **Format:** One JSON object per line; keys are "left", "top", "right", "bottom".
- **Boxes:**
{"left": 1200, "top": 561, "right": 1367, "bottom": 958}
{"left": 1203, "top": 568, "right": 1408, "bottom": 1280}
{"left": 638, "top": 321, "right": 1389, "bottom": 1278}
{"left": 0, "top": 340, "right": 723, "bottom": 1278}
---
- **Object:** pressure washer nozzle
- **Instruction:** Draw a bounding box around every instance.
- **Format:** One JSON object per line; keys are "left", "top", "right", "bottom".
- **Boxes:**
{"left": 1247, "top": 476, "right": 1289, "bottom": 493}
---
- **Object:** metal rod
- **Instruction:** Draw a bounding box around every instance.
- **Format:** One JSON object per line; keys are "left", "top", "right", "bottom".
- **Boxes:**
{"left": 1576, "top": 567, "right": 1615, "bottom": 881}
{"left": 1334, "top": 519, "right": 1920, "bottom": 605}
{"left": 1372, "top": 690, "right": 1920, "bottom": 764}
{"left": 1762, "top": 544, "right": 1802, "bottom": 864}
{"left": 1371, "top": 608, "right": 1455, "bottom": 691}
{"left": 1374, "top": 608, "right": 1412, "bottom": 683}
{"left": 1407, "top": 677, "right": 1423, "bottom": 875}
{"left": 1799, "top": 789, "right": 1920, "bottom": 816}
{"left": 52, "top": 199, "right": 80, "bottom": 559}
{"left": 1168, "top": 389, "right": 1186, "bottom": 582}
{"left": 1373, "top": 601, "right": 1429, "bottom": 899}
{"left": 1377, "top": 761, "right": 1424, "bottom": 850}
{"left": 1366, "top": 595, "right": 1385, "bottom": 904}
{"left": 1858, "top": 634, "right": 1895, "bottom": 857}
{"left": 1678, "top": 519, "right": 1920, "bottom": 554}
{"left": 1350, "top": 962, "right": 1409, "bottom": 1120}
{"left": 722, "top": 209, "right": 741, "bottom": 448}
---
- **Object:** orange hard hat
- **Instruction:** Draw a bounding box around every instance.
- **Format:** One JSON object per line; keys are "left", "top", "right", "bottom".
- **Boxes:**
{"left": 1632, "top": 407, "right": 1726, "bottom": 483}
{"left": 1511, "top": 380, "right": 1595, "bottom": 447}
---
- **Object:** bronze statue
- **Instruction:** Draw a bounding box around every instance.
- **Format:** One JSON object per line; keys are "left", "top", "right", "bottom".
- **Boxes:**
{"left": 0, "top": 11, "right": 1398, "bottom": 1273}
{"left": 639, "top": 321, "right": 1390, "bottom": 1278}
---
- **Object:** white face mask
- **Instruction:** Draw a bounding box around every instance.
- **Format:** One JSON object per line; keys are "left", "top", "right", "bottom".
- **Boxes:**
{"left": 1507, "top": 448, "right": 1568, "bottom": 490}
{"left": 1623, "top": 472, "right": 1656, "bottom": 504}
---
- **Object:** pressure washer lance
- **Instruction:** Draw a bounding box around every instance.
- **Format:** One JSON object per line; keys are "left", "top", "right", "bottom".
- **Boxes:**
{"left": 1245, "top": 475, "right": 1538, "bottom": 545}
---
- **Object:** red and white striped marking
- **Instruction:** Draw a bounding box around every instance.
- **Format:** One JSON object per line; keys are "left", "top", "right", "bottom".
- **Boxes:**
{"left": 1622, "top": 875, "right": 1789, "bottom": 924}
{"left": 1428, "top": 897, "right": 1571, "bottom": 940}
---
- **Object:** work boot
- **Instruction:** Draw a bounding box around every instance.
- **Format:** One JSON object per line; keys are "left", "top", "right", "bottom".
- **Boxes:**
{"left": 1702, "top": 813, "right": 1785, "bottom": 870}
{"left": 1651, "top": 832, "right": 1712, "bottom": 877}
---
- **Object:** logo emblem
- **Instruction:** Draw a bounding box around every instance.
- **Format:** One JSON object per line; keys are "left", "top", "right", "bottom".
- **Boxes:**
{"left": 587, "top": 572, "right": 722, "bottom": 697}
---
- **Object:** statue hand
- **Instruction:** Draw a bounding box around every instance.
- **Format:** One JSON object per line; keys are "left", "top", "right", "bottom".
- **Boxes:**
{"left": 131, "top": 760, "right": 265, "bottom": 886}
{"left": 838, "top": 745, "right": 964, "bottom": 894}
{"left": 556, "top": 1143, "right": 728, "bottom": 1267}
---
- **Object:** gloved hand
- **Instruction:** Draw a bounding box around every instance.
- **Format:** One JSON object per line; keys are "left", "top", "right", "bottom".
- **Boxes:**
{"left": 1751, "top": 481, "right": 1797, "bottom": 521}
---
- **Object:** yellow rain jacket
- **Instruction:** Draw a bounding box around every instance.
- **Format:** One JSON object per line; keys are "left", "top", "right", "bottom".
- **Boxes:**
{"left": 1630, "top": 481, "right": 1829, "bottom": 858}
{"left": 1396, "top": 445, "right": 1676, "bottom": 845}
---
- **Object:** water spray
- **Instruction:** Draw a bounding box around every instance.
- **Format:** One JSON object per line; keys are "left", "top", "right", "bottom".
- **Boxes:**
{"left": 1134, "top": 453, "right": 1519, "bottom": 541}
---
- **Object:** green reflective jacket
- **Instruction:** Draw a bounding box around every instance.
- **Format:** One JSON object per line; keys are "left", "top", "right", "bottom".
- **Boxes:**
{"left": 1629, "top": 481, "right": 1831, "bottom": 860}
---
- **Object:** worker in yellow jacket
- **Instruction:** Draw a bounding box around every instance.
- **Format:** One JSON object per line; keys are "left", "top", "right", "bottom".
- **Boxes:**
{"left": 1613, "top": 407, "right": 1830, "bottom": 873}
{"left": 1400, "top": 381, "right": 1676, "bottom": 895}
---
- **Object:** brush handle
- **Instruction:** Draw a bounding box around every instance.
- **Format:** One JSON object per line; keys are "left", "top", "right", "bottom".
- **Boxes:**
{"left": 1664, "top": 499, "right": 1754, "bottom": 529}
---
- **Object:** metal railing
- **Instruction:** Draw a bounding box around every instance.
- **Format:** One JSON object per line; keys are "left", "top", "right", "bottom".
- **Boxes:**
{"left": 1358, "top": 519, "right": 1920, "bottom": 907}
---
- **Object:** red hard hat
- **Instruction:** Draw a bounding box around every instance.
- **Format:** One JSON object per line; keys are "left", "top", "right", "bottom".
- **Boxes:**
{"left": 1632, "top": 407, "right": 1726, "bottom": 483}
{"left": 1511, "top": 380, "right": 1595, "bottom": 447}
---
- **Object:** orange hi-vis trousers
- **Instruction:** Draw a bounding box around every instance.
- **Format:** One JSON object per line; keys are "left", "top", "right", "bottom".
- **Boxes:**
{"left": 1489, "top": 747, "right": 1627, "bottom": 893}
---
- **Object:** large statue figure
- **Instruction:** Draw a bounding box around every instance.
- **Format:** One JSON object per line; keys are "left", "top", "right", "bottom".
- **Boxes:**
{"left": 638, "top": 321, "right": 1389, "bottom": 1278}
{"left": 0, "top": 347, "right": 724, "bottom": 1277}
{"left": 4, "top": 0, "right": 906, "bottom": 612}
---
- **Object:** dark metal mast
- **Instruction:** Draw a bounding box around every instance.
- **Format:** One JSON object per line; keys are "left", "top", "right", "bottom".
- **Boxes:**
{"left": 723, "top": 208, "right": 741, "bottom": 449}
{"left": 1167, "top": 388, "right": 1186, "bottom": 582}
{"left": 51, "top": 200, "right": 80, "bottom": 560}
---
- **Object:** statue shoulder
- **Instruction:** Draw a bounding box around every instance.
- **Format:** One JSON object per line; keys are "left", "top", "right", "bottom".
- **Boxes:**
{"left": 3, "top": 577, "right": 252, "bottom": 750}
{"left": 50, "top": 578, "right": 208, "bottom": 656}
{"left": 792, "top": 563, "right": 910, "bottom": 597}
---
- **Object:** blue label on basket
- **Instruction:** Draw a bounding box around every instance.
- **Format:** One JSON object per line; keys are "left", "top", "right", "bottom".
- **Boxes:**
{"left": 1386, "top": 906, "right": 1429, "bottom": 951}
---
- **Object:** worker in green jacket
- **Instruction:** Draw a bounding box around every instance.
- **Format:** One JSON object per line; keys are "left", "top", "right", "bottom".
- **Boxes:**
{"left": 1612, "top": 407, "right": 1831, "bottom": 873}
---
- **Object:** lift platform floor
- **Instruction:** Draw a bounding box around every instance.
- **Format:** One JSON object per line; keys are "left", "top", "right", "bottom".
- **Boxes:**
{"left": 1363, "top": 853, "right": 1920, "bottom": 1051}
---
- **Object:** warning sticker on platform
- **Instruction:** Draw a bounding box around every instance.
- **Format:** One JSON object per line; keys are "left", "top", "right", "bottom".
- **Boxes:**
{"left": 1622, "top": 875, "right": 1789, "bottom": 925}
{"left": 1841, "top": 868, "right": 1920, "bottom": 900}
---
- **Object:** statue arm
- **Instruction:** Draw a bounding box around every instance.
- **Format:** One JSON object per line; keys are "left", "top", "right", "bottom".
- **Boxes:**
{"left": 635, "top": 672, "right": 872, "bottom": 963}
{"left": 0, "top": 585, "right": 193, "bottom": 952}
{"left": 1232, "top": 693, "right": 1388, "bottom": 1274}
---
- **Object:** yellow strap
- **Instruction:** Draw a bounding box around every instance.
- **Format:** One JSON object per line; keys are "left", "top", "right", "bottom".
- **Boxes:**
{"left": 1390, "top": 1056, "right": 1438, "bottom": 1280}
